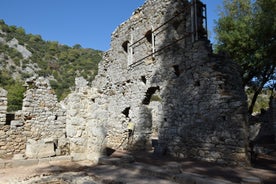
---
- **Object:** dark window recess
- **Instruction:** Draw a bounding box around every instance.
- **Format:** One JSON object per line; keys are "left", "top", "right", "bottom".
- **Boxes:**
{"left": 105, "top": 147, "right": 116, "bottom": 156}
{"left": 194, "top": 81, "right": 200, "bottom": 87}
{"left": 122, "top": 41, "right": 129, "bottom": 53}
{"left": 91, "top": 98, "right": 95, "bottom": 103}
{"left": 142, "top": 86, "right": 160, "bottom": 105}
{"left": 122, "top": 107, "right": 131, "bottom": 118}
{"left": 53, "top": 139, "right": 58, "bottom": 150}
{"left": 172, "top": 20, "right": 181, "bottom": 30}
{"left": 55, "top": 115, "right": 58, "bottom": 120}
{"left": 145, "top": 30, "right": 152, "bottom": 43}
{"left": 6, "top": 113, "right": 15, "bottom": 125}
{"left": 172, "top": 65, "right": 181, "bottom": 77}
{"left": 141, "top": 76, "right": 147, "bottom": 84}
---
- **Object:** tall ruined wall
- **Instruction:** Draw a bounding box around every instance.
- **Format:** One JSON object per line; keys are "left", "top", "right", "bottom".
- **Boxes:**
{"left": 0, "top": 0, "right": 250, "bottom": 166}
{"left": 62, "top": 77, "right": 107, "bottom": 161}
{"left": 89, "top": 0, "right": 249, "bottom": 166}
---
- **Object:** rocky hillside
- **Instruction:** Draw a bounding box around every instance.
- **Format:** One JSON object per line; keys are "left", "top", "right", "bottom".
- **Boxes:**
{"left": 0, "top": 20, "right": 103, "bottom": 110}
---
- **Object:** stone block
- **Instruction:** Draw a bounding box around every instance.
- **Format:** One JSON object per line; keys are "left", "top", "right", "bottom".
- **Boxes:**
{"left": 71, "top": 153, "right": 87, "bottom": 161}
{"left": 25, "top": 139, "right": 56, "bottom": 159}
{"left": 12, "top": 154, "right": 25, "bottom": 160}
{"left": 10, "top": 120, "right": 24, "bottom": 128}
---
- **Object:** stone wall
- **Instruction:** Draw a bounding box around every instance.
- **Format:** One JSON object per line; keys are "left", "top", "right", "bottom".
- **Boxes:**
{"left": 0, "top": 88, "right": 7, "bottom": 125}
{"left": 0, "top": 88, "right": 28, "bottom": 159}
{"left": 62, "top": 77, "right": 107, "bottom": 161}
{"left": 22, "top": 77, "right": 66, "bottom": 140}
{"left": 87, "top": 0, "right": 250, "bottom": 166}
{"left": 0, "top": 124, "right": 29, "bottom": 159}
{"left": 0, "top": 0, "right": 250, "bottom": 166}
{"left": 0, "top": 77, "right": 67, "bottom": 159}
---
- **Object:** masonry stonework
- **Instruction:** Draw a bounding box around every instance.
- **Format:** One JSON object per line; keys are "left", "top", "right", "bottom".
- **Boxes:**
{"left": 0, "top": 0, "right": 251, "bottom": 166}
{"left": 78, "top": 0, "right": 249, "bottom": 165}
{"left": 0, "top": 88, "right": 7, "bottom": 125}
{"left": 0, "top": 77, "right": 67, "bottom": 159}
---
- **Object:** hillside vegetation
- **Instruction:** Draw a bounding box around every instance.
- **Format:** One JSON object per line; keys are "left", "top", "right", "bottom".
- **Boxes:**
{"left": 0, "top": 18, "right": 271, "bottom": 114}
{"left": 0, "top": 20, "right": 103, "bottom": 111}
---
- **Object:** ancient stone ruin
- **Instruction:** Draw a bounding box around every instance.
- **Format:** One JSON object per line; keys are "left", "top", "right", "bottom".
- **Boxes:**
{"left": 87, "top": 0, "right": 250, "bottom": 166}
{"left": 0, "top": 0, "right": 257, "bottom": 167}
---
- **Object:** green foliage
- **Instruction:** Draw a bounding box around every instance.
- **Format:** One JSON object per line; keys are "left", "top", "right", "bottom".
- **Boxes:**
{"left": 0, "top": 19, "right": 103, "bottom": 101}
{"left": 0, "top": 70, "right": 14, "bottom": 86}
{"left": 215, "top": 0, "right": 276, "bottom": 114}
{"left": 0, "top": 70, "right": 25, "bottom": 112}
{"left": 246, "top": 88, "right": 270, "bottom": 114}
{"left": 6, "top": 81, "right": 26, "bottom": 112}
{"left": 150, "top": 95, "right": 162, "bottom": 102}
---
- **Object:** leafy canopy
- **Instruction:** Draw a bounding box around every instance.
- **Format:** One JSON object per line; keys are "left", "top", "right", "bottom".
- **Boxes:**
{"left": 215, "top": 0, "right": 276, "bottom": 114}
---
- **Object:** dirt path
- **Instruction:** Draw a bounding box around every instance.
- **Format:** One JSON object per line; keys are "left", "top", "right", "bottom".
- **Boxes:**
{"left": 0, "top": 152, "right": 275, "bottom": 184}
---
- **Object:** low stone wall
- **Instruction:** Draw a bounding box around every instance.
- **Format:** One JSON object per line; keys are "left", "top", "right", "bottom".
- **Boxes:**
{"left": 0, "top": 124, "right": 29, "bottom": 159}
{"left": 0, "top": 77, "right": 67, "bottom": 159}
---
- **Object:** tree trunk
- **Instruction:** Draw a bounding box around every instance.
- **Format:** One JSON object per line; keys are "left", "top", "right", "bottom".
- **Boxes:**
{"left": 248, "top": 87, "right": 263, "bottom": 115}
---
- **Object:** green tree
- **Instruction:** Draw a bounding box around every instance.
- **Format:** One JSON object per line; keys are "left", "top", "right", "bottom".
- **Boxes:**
{"left": 6, "top": 81, "right": 26, "bottom": 112}
{"left": 215, "top": 0, "right": 276, "bottom": 114}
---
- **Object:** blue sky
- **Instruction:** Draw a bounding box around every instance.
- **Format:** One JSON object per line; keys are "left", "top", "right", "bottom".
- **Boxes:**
{"left": 0, "top": 0, "right": 223, "bottom": 51}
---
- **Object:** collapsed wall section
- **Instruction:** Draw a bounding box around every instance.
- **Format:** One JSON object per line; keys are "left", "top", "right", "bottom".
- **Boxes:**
{"left": 0, "top": 77, "right": 67, "bottom": 159}
{"left": 22, "top": 77, "right": 66, "bottom": 140}
{"left": 91, "top": 0, "right": 250, "bottom": 166}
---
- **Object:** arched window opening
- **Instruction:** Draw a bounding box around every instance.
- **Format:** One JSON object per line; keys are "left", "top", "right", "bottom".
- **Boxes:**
{"left": 142, "top": 86, "right": 160, "bottom": 105}
{"left": 194, "top": 80, "right": 201, "bottom": 87}
{"left": 122, "top": 107, "right": 131, "bottom": 118}
{"left": 173, "top": 65, "right": 181, "bottom": 77}
{"left": 5, "top": 113, "right": 15, "bottom": 125}
{"left": 141, "top": 76, "right": 147, "bottom": 84}
{"left": 122, "top": 41, "right": 129, "bottom": 53}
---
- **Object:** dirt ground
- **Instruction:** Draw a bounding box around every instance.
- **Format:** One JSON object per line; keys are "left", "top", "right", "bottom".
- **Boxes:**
{"left": 0, "top": 151, "right": 275, "bottom": 184}
{"left": 129, "top": 149, "right": 276, "bottom": 184}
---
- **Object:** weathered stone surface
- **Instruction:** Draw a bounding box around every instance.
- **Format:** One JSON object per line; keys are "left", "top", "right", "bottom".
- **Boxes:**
{"left": 0, "top": 0, "right": 254, "bottom": 167}
{"left": 69, "top": 0, "right": 249, "bottom": 166}
{"left": 0, "top": 88, "right": 7, "bottom": 125}
{"left": 25, "top": 139, "right": 56, "bottom": 159}
{"left": 7, "top": 38, "right": 32, "bottom": 59}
